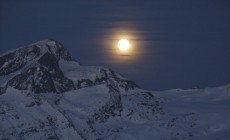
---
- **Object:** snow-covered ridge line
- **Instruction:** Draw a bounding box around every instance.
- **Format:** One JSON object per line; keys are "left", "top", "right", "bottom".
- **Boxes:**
{"left": 0, "top": 39, "right": 76, "bottom": 62}
{"left": 0, "top": 39, "right": 138, "bottom": 95}
{"left": 0, "top": 39, "right": 53, "bottom": 57}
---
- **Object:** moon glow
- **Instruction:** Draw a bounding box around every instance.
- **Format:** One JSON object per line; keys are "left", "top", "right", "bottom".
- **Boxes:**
{"left": 118, "top": 39, "right": 130, "bottom": 51}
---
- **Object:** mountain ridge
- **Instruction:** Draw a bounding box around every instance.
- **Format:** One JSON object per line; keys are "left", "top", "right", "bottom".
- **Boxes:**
{"left": 0, "top": 39, "right": 229, "bottom": 140}
{"left": 0, "top": 39, "right": 138, "bottom": 95}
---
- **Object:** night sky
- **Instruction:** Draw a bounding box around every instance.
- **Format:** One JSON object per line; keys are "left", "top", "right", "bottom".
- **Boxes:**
{"left": 1, "top": 0, "right": 230, "bottom": 90}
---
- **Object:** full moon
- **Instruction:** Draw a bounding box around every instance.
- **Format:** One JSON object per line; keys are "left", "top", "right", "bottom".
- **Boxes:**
{"left": 118, "top": 39, "right": 130, "bottom": 51}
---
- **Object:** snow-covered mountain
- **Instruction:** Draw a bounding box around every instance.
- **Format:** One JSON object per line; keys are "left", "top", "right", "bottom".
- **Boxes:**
{"left": 0, "top": 39, "right": 229, "bottom": 140}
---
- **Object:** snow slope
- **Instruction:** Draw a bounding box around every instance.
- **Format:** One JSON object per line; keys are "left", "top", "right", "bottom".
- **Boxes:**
{"left": 0, "top": 39, "right": 229, "bottom": 140}
{"left": 154, "top": 86, "right": 230, "bottom": 140}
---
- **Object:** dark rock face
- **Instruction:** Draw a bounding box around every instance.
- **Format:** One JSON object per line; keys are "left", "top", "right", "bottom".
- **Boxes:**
{"left": 77, "top": 68, "right": 138, "bottom": 91}
{"left": 6, "top": 65, "right": 75, "bottom": 94}
{"left": 44, "top": 40, "right": 76, "bottom": 61}
{"left": 77, "top": 79, "right": 94, "bottom": 89}
{"left": 0, "top": 40, "right": 76, "bottom": 94}
{"left": 106, "top": 69, "right": 138, "bottom": 91}
{"left": 0, "top": 39, "right": 75, "bottom": 76}
{"left": 8, "top": 66, "right": 55, "bottom": 93}
{"left": 0, "top": 46, "right": 40, "bottom": 76}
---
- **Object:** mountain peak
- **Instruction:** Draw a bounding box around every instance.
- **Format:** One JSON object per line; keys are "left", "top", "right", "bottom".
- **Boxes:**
{"left": 1, "top": 39, "right": 75, "bottom": 62}
{"left": 30, "top": 39, "right": 63, "bottom": 51}
{"left": 0, "top": 39, "right": 77, "bottom": 75}
{"left": 0, "top": 39, "right": 78, "bottom": 94}
{"left": 0, "top": 39, "right": 138, "bottom": 95}
{"left": 29, "top": 39, "right": 75, "bottom": 61}
{"left": 31, "top": 38, "right": 58, "bottom": 45}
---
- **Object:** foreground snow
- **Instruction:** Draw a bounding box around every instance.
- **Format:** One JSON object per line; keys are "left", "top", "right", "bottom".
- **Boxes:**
{"left": 0, "top": 84, "right": 229, "bottom": 140}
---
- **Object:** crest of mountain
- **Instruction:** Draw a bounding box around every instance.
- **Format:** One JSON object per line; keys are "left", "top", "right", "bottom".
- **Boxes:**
{"left": 0, "top": 39, "right": 137, "bottom": 95}
{"left": 0, "top": 39, "right": 229, "bottom": 140}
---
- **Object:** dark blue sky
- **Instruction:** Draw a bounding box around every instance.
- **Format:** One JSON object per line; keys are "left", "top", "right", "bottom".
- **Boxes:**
{"left": 1, "top": 0, "right": 230, "bottom": 90}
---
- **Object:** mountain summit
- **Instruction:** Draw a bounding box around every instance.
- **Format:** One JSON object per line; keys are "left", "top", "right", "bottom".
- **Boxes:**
{"left": 0, "top": 40, "right": 229, "bottom": 140}
{"left": 0, "top": 39, "right": 75, "bottom": 94}
{"left": 0, "top": 39, "right": 137, "bottom": 95}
